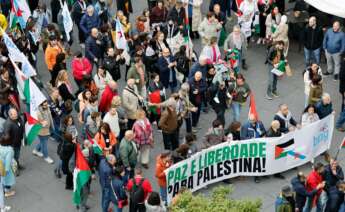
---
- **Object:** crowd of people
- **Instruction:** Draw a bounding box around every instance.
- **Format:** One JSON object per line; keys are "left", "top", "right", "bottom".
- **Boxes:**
{"left": 0, "top": 0, "right": 344, "bottom": 211}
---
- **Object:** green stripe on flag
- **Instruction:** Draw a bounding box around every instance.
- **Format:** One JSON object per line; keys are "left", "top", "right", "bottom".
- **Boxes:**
{"left": 73, "top": 169, "right": 91, "bottom": 205}
{"left": 26, "top": 124, "right": 42, "bottom": 145}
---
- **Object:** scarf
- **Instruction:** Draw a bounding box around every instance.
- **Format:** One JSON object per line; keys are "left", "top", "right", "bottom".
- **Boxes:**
{"left": 276, "top": 111, "right": 292, "bottom": 129}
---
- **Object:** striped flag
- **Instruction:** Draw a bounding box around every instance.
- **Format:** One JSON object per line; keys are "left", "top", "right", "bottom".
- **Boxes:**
{"left": 10, "top": 0, "right": 31, "bottom": 29}
{"left": 86, "top": 132, "right": 103, "bottom": 155}
{"left": 60, "top": 0, "right": 73, "bottom": 41}
{"left": 248, "top": 93, "right": 259, "bottom": 121}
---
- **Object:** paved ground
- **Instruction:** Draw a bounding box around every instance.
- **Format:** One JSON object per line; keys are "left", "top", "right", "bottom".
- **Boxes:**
{"left": 6, "top": 1, "right": 345, "bottom": 212}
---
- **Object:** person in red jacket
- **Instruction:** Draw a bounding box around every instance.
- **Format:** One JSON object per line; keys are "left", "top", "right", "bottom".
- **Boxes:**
{"left": 126, "top": 167, "right": 153, "bottom": 211}
{"left": 71, "top": 51, "right": 92, "bottom": 92}
{"left": 155, "top": 151, "right": 172, "bottom": 204}
{"left": 98, "top": 80, "right": 118, "bottom": 113}
{"left": 305, "top": 162, "right": 327, "bottom": 212}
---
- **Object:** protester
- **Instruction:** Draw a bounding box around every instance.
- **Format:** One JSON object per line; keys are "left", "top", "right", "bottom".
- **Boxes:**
{"left": 198, "top": 12, "right": 222, "bottom": 45}
{"left": 202, "top": 119, "right": 226, "bottom": 149}
{"left": 274, "top": 104, "right": 301, "bottom": 133}
{"left": 240, "top": 114, "right": 266, "bottom": 140}
{"left": 99, "top": 154, "right": 117, "bottom": 212}
{"left": 323, "top": 159, "right": 344, "bottom": 211}
{"left": 155, "top": 151, "right": 172, "bottom": 204}
{"left": 315, "top": 93, "right": 334, "bottom": 119}
{"left": 303, "top": 16, "right": 324, "bottom": 66}
{"left": 94, "top": 122, "right": 117, "bottom": 155}
{"left": 275, "top": 185, "right": 295, "bottom": 212}
{"left": 303, "top": 63, "right": 323, "bottom": 107}
{"left": 158, "top": 98, "right": 178, "bottom": 150}
{"left": 301, "top": 104, "right": 320, "bottom": 127}
{"left": 120, "top": 130, "right": 138, "bottom": 178}
{"left": 0, "top": 135, "right": 15, "bottom": 198}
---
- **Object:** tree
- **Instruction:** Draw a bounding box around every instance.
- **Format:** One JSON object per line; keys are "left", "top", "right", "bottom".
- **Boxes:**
{"left": 170, "top": 186, "right": 262, "bottom": 212}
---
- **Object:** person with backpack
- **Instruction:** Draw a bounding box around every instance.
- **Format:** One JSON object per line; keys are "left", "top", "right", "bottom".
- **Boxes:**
{"left": 109, "top": 167, "right": 128, "bottom": 212}
{"left": 126, "top": 168, "right": 153, "bottom": 212}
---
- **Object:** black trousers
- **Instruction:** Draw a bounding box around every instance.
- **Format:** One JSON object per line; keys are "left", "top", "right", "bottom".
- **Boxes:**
{"left": 129, "top": 202, "right": 145, "bottom": 212}
{"left": 62, "top": 158, "right": 73, "bottom": 189}
{"left": 162, "top": 131, "right": 178, "bottom": 151}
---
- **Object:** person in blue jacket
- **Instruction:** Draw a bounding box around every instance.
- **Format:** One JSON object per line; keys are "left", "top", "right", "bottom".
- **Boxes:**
{"left": 80, "top": 5, "right": 101, "bottom": 38}
{"left": 109, "top": 167, "right": 128, "bottom": 212}
{"left": 240, "top": 114, "right": 266, "bottom": 140}
{"left": 157, "top": 48, "right": 177, "bottom": 93}
{"left": 99, "top": 154, "right": 116, "bottom": 212}
{"left": 291, "top": 172, "right": 324, "bottom": 211}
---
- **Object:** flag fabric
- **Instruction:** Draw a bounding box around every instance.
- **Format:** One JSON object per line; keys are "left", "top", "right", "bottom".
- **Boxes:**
{"left": 232, "top": 0, "right": 244, "bottom": 15}
{"left": 115, "top": 18, "right": 127, "bottom": 50}
{"left": 73, "top": 144, "right": 91, "bottom": 205}
{"left": 23, "top": 78, "right": 46, "bottom": 145}
{"left": 60, "top": 1, "right": 73, "bottom": 41}
{"left": 271, "top": 60, "right": 286, "bottom": 76}
{"left": 225, "top": 49, "right": 240, "bottom": 73}
{"left": 2, "top": 30, "right": 37, "bottom": 77}
{"left": 248, "top": 93, "right": 259, "bottom": 120}
{"left": 10, "top": 0, "right": 31, "bottom": 29}
{"left": 86, "top": 132, "right": 103, "bottom": 155}
{"left": 304, "top": 0, "right": 345, "bottom": 19}
{"left": 24, "top": 112, "right": 42, "bottom": 145}
{"left": 340, "top": 137, "right": 345, "bottom": 149}
{"left": 148, "top": 90, "right": 161, "bottom": 115}
{"left": 10, "top": 58, "right": 26, "bottom": 97}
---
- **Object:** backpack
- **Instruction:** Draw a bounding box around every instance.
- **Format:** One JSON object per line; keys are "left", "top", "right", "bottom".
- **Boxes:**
{"left": 130, "top": 178, "right": 145, "bottom": 204}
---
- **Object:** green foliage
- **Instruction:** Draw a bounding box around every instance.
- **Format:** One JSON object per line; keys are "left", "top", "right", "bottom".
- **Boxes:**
{"left": 170, "top": 186, "right": 262, "bottom": 212}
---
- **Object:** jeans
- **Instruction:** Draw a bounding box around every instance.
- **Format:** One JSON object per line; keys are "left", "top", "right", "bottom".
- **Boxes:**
{"left": 267, "top": 64, "right": 277, "bottom": 96}
{"left": 231, "top": 102, "right": 242, "bottom": 122}
{"left": 215, "top": 108, "right": 226, "bottom": 126}
{"left": 304, "top": 47, "right": 321, "bottom": 66}
{"left": 339, "top": 202, "right": 345, "bottom": 212}
{"left": 36, "top": 135, "right": 49, "bottom": 158}
{"left": 303, "top": 191, "right": 328, "bottom": 212}
{"left": 13, "top": 146, "right": 21, "bottom": 164}
{"left": 102, "top": 187, "right": 111, "bottom": 212}
{"left": 129, "top": 202, "right": 146, "bottom": 212}
{"left": 160, "top": 186, "right": 167, "bottom": 203}
{"left": 0, "top": 180, "right": 4, "bottom": 209}
{"left": 185, "top": 117, "right": 192, "bottom": 133}
{"left": 336, "top": 110, "right": 345, "bottom": 128}
{"left": 325, "top": 51, "right": 341, "bottom": 75}
{"left": 162, "top": 131, "right": 178, "bottom": 151}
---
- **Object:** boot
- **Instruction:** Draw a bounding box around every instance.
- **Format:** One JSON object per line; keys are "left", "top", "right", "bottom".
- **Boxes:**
{"left": 242, "top": 60, "right": 248, "bottom": 70}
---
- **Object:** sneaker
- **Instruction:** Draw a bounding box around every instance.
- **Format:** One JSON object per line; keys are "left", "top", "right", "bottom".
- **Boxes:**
{"left": 334, "top": 74, "right": 339, "bottom": 81}
{"left": 192, "top": 127, "right": 198, "bottom": 133}
{"left": 273, "top": 173, "right": 285, "bottom": 179}
{"left": 272, "top": 91, "right": 280, "bottom": 97}
{"left": 256, "top": 38, "right": 262, "bottom": 44}
{"left": 44, "top": 157, "right": 54, "bottom": 164}
{"left": 323, "top": 72, "right": 331, "bottom": 76}
{"left": 32, "top": 149, "right": 43, "bottom": 157}
{"left": 1, "top": 206, "right": 11, "bottom": 212}
{"left": 80, "top": 43, "right": 85, "bottom": 48}
{"left": 4, "top": 190, "right": 15, "bottom": 197}
{"left": 266, "top": 94, "right": 273, "bottom": 100}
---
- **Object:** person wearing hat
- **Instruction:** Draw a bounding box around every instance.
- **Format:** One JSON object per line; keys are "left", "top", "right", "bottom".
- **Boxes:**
{"left": 155, "top": 150, "right": 172, "bottom": 204}
{"left": 275, "top": 185, "right": 295, "bottom": 212}
{"left": 291, "top": 172, "right": 324, "bottom": 212}
{"left": 45, "top": 34, "right": 64, "bottom": 85}
{"left": 159, "top": 98, "right": 179, "bottom": 150}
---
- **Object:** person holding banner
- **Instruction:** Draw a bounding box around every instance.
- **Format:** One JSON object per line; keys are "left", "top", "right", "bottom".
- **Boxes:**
{"left": 315, "top": 93, "right": 334, "bottom": 120}
{"left": 274, "top": 104, "right": 300, "bottom": 133}
{"left": 155, "top": 151, "right": 172, "bottom": 204}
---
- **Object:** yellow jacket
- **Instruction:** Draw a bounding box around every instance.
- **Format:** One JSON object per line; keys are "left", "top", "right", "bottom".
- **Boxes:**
{"left": 0, "top": 14, "right": 8, "bottom": 31}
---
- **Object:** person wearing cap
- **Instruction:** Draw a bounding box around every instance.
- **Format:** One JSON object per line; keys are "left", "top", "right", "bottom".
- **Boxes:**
{"left": 304, "top": 162, "right": 327, "bottom": 212}
{"left": 155, "top": 151, "right": 172, "bottom": 204}
{"left": 291, "top": 172, "right": 324, "bottom": 211}
{"left": 159, "top": 98, "right": 179, "bottom": 150}
{"left": 275, "top": 185, "right": 295, "bottom": 212}
{"left": 45, "top": 34, "right": 64, "bottom": 85}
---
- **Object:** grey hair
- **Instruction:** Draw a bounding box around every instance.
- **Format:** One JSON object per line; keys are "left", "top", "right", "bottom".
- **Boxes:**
{"left": 87, "top": 5, "right": 94, "bottom": 11}
{"left": 322, "top": 93, "right": 330, "bottom": 100}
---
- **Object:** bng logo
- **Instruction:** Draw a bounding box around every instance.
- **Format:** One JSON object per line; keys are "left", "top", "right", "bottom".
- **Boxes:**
{"left": 313, "top": 124, "right": 329, "bottom": 147}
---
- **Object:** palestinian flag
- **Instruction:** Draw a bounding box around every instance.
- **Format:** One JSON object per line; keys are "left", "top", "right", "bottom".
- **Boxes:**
{"left": 24, "top": 112, "right": 42, "bottom": 145}
{"left": 86, "top": 132, "right": 103, "bottom": 155}
{"left": 271, "top": 60, "right": 286, "bottom": 76}
{"left": 226, "top": 49, "right": 240, "bottom": 73}
{"left": 148, "top": 90, "right": 161, "bottom": 115}
{"left": 232, "top": 0, "right": 244, "bottom": 16}
{"left": 10, "top": 0, "right": 31, "bottom": 30}
{"left": 248, "top": 93, "right": 259, "bottom": 121}
{"left": 73, "top": 144, "right": 91, "bottom": 205}
{"left": 23, "top": 78, "right": 46, "bottom": 145}
{"left": 275, "top": 139, "right": 295, "bottom": 159}
{"left": 340, "top": 137, "right": 345, "bottom": 149}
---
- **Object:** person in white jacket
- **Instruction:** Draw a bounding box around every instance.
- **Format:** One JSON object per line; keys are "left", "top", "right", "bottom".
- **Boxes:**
{"left": 198, "top": 12, "right": 222, "bottom": 45}
{"left": 238, "top": 0, "right": 258, "bottom": 40}
{"left": 93, "top": 65, "right": 113, "bottom": 96}
{"left": 103, "top": 105, "right": 120, "bottom": 138}
{"left": 303, "top": 63, "right": 323, "bottom": 107}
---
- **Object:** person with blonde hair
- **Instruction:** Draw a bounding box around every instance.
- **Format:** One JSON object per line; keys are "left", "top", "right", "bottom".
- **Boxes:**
{"left": 132, "top": 109, "right": 153, "bottom": 169}
{"left": 55, "top": 70, "right": 75, "bottom": 101}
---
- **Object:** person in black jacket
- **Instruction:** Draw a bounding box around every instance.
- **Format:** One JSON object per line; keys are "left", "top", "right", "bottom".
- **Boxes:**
{"left": 175, "top": 46, "right": 190, "bottom": 81}
{"left": 167, "top": 2, "right": 185, "bottom": 27}
{"left": 323, "top": 158, "right": 344, "bottom": 212}
{"left": 273, "top": 104, "right": 301, "bottom": 133}
{"left": 52, "top": 53, "right": 67, "bottom": 87}
{"left": 3, "top": 108, "right": 24, "bottom": 170}
{"left": 85, "top": 28, "right": 103, "bottom": 67}
{"left": 103, "top": 47, "right": 125, "bottom": 81}
{"left": 336, "top": 55, "right": 345, "bottom": 131}
{"left": 291, "top": 172, "right": 324, "bottom": 212}
{"left": 210, "top": 81, "right": 230, "bottom": 126}
{"left": 303, "top": 16, "right": 324, "bottom": 66}
{"left": 117, "top": 0, "right": 133, "bottom": 19}
{"left": 25, "top": 21, "right": 40, "bottom": 68}
{"left": 60, "top": 133, "right": 76, "bottom": 190}
{"left": 72, "top": 0, "right": 87, "bottom": 44}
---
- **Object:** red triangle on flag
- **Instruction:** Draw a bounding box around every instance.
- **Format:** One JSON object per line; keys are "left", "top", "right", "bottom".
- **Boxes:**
{"left": 24, "top": 112, "right": 39, "bottom": 125}
{"left": 85, "top": 131, "right": 95, "bottom": 145}
{"left": 75, "top": 144, "right": 90, "bottom": 171}
{"left": 275, "top": 146, "right": 284, "bottom": 158}
{"left": 248, "top": 93, "right": 259, "bottom": 120}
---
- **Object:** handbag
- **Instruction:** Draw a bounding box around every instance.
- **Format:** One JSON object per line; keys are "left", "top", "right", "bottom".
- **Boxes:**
{"left": 0, "top": 160, "right": 5, "bottom": 176}
{"left": 110, "top": 180, "right": 128, "bottom": 208}
{"left": 285, "top": 64, "right": 293, "bottom": 77}
{"left": 174, "top": 67, "right": 184, "bottom": 83}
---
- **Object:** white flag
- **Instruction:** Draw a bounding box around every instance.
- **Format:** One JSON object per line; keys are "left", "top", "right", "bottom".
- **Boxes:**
{"left": 115, "top": 18, "right": 127, "bottom": 50}
{"left": 24, "top": 78, "right": 46, "bottom": 118}
{"left": 61, "top": 1, "right": 73, "bottom": 41}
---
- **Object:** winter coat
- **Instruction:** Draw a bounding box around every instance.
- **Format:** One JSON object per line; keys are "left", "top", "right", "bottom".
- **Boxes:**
{"left": 210, "top": 85, "right": 228, "bottom": 111}
{"left": 45, "top": 44, "right": 63, "bottom": 71}
{"left": 122, "top": 85, "right": 140, "bottom": 120}
{"left": 127, "top": 64, "right": 147, "bottom": 93}
{"left": 85, "top": 36, "right": 102, "bottom": 62}
{"left": 119, "top": 138, "right": 138, "bottom": 168}
{"left": 190, "top": 0, "right": 202, "bottom": 31}
{"left": 98, "top": 158, "right": 113, "bottom": 188}
{"left": 175, "top": 51, "right": 190, "bottom": 78}
{"left": 71, "top": 57, "right": 92, "bottom": 81}
{"left": 306, "top": 170, "right": 324, "bottom": 203}
{"left": 59, "top": 140, "right": 75, "bottom": 161}
{"left": 155, "top": 154, "right": 172, "bottom": 187}
{"left": 150, "top": 6, "right": 168, "bottom": 25}
{"left": 301, "top": 113, "right": 319, "bottom": 127}
{"left": 189, "top": 78, "right": 207, "bottom": 106}
{"left": 57, "top": 82, "right": 75, "bottom": 101}
{"left": 37, "top": 107, "right": 55, "bottom": 136}
{"left": 79, "top": 13, "right": 100, "bottom": 35}
{"left": 198, "top": 18, "right": 222, "bottom": 45}
{"left": 323, "top": 28, "right": 345, "bottom": 54}
{"left": 323, "top": 164, "right": 344, "bottom": 192}
{"left": 224, "top": 32, "right": 248, "bottom": 59}
{"left": 3, "top": 118, "right": 24, "bottom": 147}
{"left": 159, "top": 108, "right": 178, "bottom": 133}
{"left": 203, "top": 128, "right": 226, "bottom": 148}
{"left": 314, "top": 101, "right": 333, "bottom": 119}
{"left": 157, "top": 56, "right": 177, "bottom": 88}
{"left": 291, "top": 176, "right": 317, "bottom": 211}
{"left": 72, "top": 0, "right": 86, "bottom": 25}
{"left": 168, "top": 6, "right": 186, "bottom": 26}
{"left": 109, "top": 177, "right": 127, "bottom": 206}
{"left": 103, "top": 55, "right": 124, "bottom": 81}
{"left": 265, "top": 13, "right": 281, "bottom": 38}
{"left": 240, "top": 121, "right": 266, "bottom": 140}
{"left": 308, "top": 84, "right": 323, "bottom": 105}
{"left": 303, "top": 67, "right": 322, "bottom": 96}
{"left": 273, "top": 111, "right": 297, "bottom": 133}
{"left": 188, "top": 62, "right": 208, "bottom": 80}
{"left": 98, "top": 85, "right": 118, "bottom": 113}
{"left": 303, "top": 26, "right": 324, "bottom": 50}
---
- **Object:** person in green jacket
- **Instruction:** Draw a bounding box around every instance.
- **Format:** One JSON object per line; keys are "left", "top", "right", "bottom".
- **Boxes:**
{"left": 119, "top": 130, "right": 138, "bottom": 178}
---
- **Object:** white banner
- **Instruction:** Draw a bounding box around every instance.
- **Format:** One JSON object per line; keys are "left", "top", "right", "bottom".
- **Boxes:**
{"left": 165, "top": 114, "right": 334, "bottom": 203}
{"left": 305, "top": 0, "right": 345, "bottom": 18}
